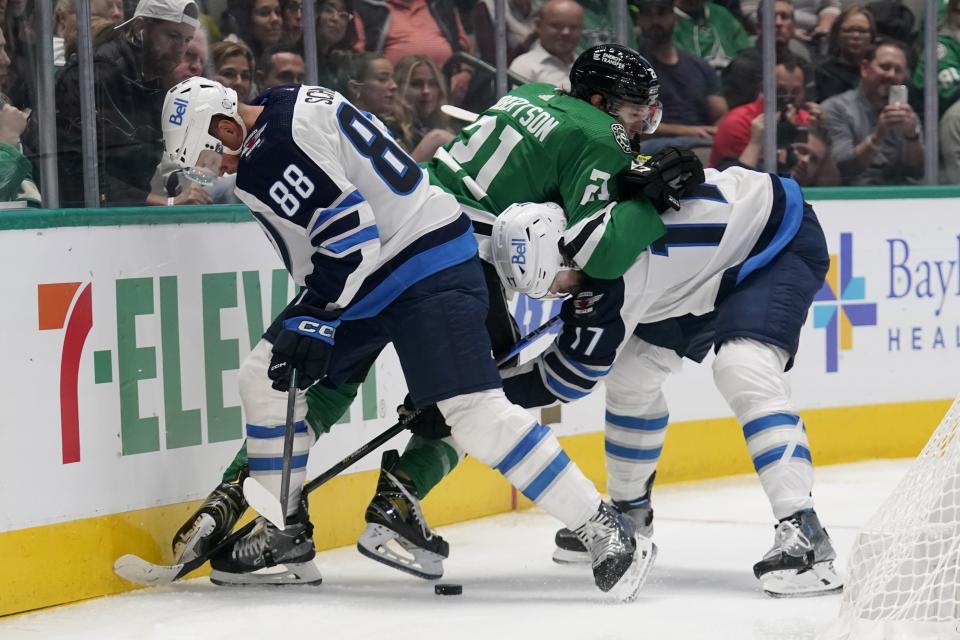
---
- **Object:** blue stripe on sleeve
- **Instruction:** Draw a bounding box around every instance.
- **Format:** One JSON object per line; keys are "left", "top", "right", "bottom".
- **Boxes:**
{"left": 605, "top": 411, "right": 669, "bottom": 431}
{"left": 605, "top": 440, "right": 663, "bottom": 461}
{"left": 246, "top": 421, "right": 309, "bottom": 439}
{"left": 310, "top": 190, "right": 365, "bottom": 235}
{"left": 545, "top": 372, "right": 589, "bottom": 400}
{"left": 560, "top": 356, "right": 612, "bottom": 379}
{"left": 742, "top": 413, "right": 800, "bottom": 439}
{"left": 324, "top": 225, "right": 380, "bottom": 254}
{"left": 522, "top": 451, "right": 571, "bottom": 502}
{"left": 495, "top": 422, "right": 550, "bottom": 475}
{"left": 248, "top": 453, "right": 309, "bottom": 471}
{"left": 737, "top": 176, "right": 804, "bottom": 285}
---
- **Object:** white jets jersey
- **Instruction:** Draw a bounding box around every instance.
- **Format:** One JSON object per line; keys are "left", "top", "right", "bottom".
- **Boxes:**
{"left": 622, "top": 166, "right": 805, "bottom": 323}
{"left": 234, "top": 85, "right": 476, "bottom": 320}
{"left": 501, "top": 167, "right": 809, "bottom": 406}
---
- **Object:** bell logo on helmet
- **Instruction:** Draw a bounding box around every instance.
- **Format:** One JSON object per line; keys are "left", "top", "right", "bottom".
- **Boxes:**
{"left": 511, "top": 238, "right": 527, "bottom": 265}
{"left": 168, "top": 98, "right": 189, "bottom": 126}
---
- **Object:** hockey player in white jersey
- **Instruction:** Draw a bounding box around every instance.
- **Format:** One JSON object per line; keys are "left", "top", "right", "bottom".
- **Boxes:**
{"left": 490, "top": 166, "right": 842, "bottom": 597}
{"left": 159, "top": 77, "right": 654, "bottom": 599}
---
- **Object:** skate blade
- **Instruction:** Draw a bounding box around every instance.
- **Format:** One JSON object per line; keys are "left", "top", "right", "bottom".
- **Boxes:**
{"left": 761, "top": 560, "right": 844, "bottom": 598}
{"left": 357, "top": 523, "right": 445, "bottom": 580}
{"left": 209, "top": 560, "right": 323, "bottom": 587}
{"left": 173, "top": 513, "right": 217, "bottom": 564}
{"left": 608, "top": 537, "right": 658, "bottom": 603}
{"left": 551, "top": 546, "right": 591, "bottom": 565}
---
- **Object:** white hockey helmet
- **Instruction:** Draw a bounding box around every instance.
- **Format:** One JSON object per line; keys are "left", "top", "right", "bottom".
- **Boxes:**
{"left": 162, "top": 76, "right": 246, "bottom": 172}
{"left": 491, "top": 202, "right": 568, "bottom": 298}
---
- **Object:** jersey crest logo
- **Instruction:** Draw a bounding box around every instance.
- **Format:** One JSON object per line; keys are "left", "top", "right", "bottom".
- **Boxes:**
{"left": 241, "top": 123, "right": 268, "bottom": 159}
{"left": 572, "top": 290, "right": 604, "bottom": 318}
{"left": 610, "top": 123, "right": 632, "bottom": 154}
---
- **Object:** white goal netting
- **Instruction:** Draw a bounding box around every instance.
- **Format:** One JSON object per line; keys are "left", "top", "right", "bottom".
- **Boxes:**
{"left": 823, "top": 396, "right": 960, "bottom": 640}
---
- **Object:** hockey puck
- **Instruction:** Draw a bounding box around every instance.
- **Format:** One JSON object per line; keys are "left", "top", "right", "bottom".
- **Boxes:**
{"left": 434, "top": 583, "right": 463, "bottom": 596}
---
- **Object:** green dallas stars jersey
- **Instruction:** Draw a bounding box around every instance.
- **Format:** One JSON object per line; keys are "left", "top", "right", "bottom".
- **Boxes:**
{"left": 425, "top": 83, "right": 665, "bottom": 280}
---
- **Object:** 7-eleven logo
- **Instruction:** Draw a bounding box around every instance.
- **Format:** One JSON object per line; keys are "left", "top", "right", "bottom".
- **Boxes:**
{"left": 38, "top": 282, "right": 93, "bottom": 464}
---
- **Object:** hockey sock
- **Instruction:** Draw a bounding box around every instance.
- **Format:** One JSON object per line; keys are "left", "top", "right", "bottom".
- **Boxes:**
{"left": 603, "top": 337, "right": 679, "bottom": 502}
{"left": 713, "top": 338, "right": 814, "bottom": 520}
{"left": 438, "top": 389, "right": 600, "bottom": 530}
{"left": 604, "top": 410, "right": 666, "bottom": 502}
{"left": 240, "top": 341, "right": 316, "bottom": 517}
{"left": 397, "top": 435, "right": 464, "bottom": 498}
{"left": 219, "top": 381, "right": 361, "bottom": 484}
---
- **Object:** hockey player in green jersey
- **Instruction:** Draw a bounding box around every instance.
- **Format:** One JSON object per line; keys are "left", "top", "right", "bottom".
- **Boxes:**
{"left": 172, "top": 44, "right": 704, "bottom": 581}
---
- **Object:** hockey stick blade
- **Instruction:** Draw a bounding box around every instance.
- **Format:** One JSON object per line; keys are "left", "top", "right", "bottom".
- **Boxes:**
{"left": 113, "top": 553, "right": 190, "bottom": 586}
{"left": 112, "top": 516, "right": 259, "bottom": 586}
{"left": 243, "top": 477, "right": 287, "bottom": 531}
{"left": 440, "top": 104, "right": 479, "bottom": 123}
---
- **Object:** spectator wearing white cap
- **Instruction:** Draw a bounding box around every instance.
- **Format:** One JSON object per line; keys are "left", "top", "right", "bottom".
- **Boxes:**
{"left": 55, "top": 0, "right": 207, "bottom": 207}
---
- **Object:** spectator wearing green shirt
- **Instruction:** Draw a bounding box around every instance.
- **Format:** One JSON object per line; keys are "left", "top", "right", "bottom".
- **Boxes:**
{"left": 913, "top": 0, "right": 960, "bottom": 182}
{"left": 0, "top": 104, "right": 39, "bottom": 208}
{"left": 577, "top": 0, "right": 638, "bottom": 52}
{"left": 673, "top": 0, "right": 753, "bottom": 69}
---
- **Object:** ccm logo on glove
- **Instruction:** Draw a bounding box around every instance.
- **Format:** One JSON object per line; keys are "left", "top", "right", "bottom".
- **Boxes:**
{"left": 285, "top": 317, "right": 337, "bottom": 344}
{"left": 292, "top": 319, "right": 336, "bottom": 340}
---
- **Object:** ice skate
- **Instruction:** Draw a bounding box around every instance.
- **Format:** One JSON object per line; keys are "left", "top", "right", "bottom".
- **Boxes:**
{"left": 554, "top": 475, "right": 656, "bottom": 565}
{"left": 575, "top": 502, "right": 657, "bottom": 602}
{"left": 357, "top": 450, "right": 449, "bottom": 580}
{"left": 753, "top": 508, "right": 843, "bottom": 597}
{"left": 172, "top": 474, "right": 248, "bottom": 563}
{"left": 208, "top": 501, "right": 321, "bottom": 586}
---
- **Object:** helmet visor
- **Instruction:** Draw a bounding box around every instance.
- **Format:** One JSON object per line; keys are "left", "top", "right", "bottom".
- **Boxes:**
{"left": 610, "top": 99, "right": 663, "bottom": 137}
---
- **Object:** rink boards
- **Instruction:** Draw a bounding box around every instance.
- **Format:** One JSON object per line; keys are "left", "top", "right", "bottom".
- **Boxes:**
{"left": 2, "top": 187, "right": 959, "bottom": 616}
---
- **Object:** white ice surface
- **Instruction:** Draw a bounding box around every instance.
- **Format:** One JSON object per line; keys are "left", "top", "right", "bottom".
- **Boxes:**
{"left": 1, "top": 460, "right": 913, "bottom": 640}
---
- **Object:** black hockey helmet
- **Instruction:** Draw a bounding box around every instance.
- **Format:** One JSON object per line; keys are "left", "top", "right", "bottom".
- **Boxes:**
{"left": 569, "top": 44, "right": 661, "bottom": 107}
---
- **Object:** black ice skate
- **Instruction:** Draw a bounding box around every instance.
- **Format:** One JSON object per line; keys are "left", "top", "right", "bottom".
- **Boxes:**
{"left": 356, "top": 450, "right": 449, "bottom": 580}
{"left": 172, "top": 473, "right": 248, "bottom": 563}
{"left": 574, "top": 502, "right": 657, "bottom": 602}
{"left": 208, "top": 501, "right": 322, "bottom": 586}
{"left": 554, "top": 474, "right": 656, "bottom": 565}
{"left": 753, "top": 508, "right": 843, "bottom": 598}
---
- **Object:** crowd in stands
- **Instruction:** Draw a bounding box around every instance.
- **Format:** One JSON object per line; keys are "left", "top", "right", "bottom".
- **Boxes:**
{"left": 0, "top": 0, "right": 956, "bottom": 207}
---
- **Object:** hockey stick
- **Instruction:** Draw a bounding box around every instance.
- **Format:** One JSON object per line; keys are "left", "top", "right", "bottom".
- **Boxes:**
{"left": 112, "top": 314, "right": 562, "bottom": 586}
{"left": 244, "top": 370, "right": 299, "bottom": 531}
{"left": 113, "top": 413, "right": 420, "bottom": 586}
{"left": 245, "top": 314, "right": 561, "bottom": 528}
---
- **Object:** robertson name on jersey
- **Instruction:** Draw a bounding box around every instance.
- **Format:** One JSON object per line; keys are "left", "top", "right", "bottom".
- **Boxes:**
{"left": 425, "top": 82, "right": 665, "bottom": 280}
{"left": 234, "top": 85, "right": 476, "bottom": 320}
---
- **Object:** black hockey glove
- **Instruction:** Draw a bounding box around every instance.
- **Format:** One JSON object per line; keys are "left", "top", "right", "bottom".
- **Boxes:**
{"left": 268, "top": 307, "right": 339, "bottom": 392}
{"left": 619, "top": 146, "right": 705, "bottom": 214}
{"left": 398, "top": 395, "right": 452, "bottom": 439}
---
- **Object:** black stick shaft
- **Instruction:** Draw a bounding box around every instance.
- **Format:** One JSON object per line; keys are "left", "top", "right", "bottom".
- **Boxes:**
{"left": 278, "top": 370, "right": 298, "bottom": 520}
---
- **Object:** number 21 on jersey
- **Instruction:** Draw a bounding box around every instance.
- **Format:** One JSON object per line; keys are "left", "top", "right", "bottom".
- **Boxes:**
{"left": 448, "top": 116, "right": 523, "bottom": 198}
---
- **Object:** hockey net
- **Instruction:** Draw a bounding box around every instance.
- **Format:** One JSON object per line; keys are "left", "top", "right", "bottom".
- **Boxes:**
{"left": 823, "top": 395, "right": 960, "bottom": 640}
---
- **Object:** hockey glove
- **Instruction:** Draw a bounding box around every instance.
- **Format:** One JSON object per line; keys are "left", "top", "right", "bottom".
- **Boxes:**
{"left": 268, "top": 309, "right": 339, "bottom": 392}
{"left": 398, "top": 395, "right": 452, "bottom": 439}
{"left": 619, "top": 146, "right": 705, "bottom": 213}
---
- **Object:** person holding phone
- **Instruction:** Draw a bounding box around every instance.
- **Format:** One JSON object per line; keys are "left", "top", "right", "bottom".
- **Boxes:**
{"left": 821, "top": 38, "right": 923, "bottom": 185}
{"left": 0, "top": 100, "right": 40, "bottom": 207}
